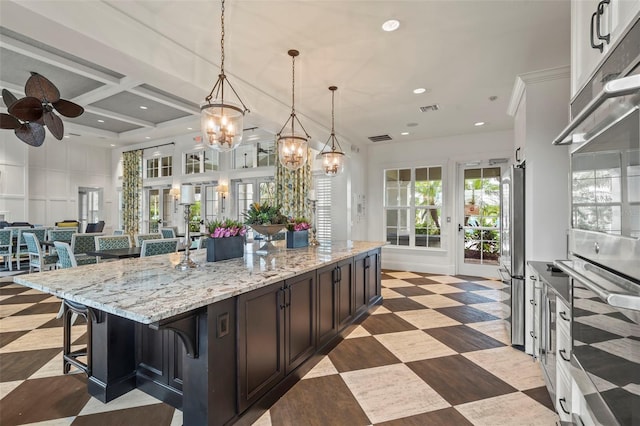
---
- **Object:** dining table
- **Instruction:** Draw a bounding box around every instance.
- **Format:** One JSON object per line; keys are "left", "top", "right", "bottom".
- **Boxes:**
{"left": 85, "top": 247, "right": 143, "bottom": 259}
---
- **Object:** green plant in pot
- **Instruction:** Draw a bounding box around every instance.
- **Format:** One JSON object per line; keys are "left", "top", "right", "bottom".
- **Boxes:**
{"left": 243, "top": 202, "right": 288, "bottom": 225}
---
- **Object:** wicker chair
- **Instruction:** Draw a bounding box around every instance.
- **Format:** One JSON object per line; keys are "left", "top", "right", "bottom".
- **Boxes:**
{"left": 140, "top": 238, "right": 180, "bottom": 257}
{"left": 0, "top": 229, "right": 13, "bottom": 271}
{"left": 23, "top": 232, "right": 58, "bottom": 272}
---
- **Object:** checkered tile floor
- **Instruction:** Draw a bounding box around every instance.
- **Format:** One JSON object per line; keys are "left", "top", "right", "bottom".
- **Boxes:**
{"left": 0, "top": 270, "right": 558, "bottom": 425}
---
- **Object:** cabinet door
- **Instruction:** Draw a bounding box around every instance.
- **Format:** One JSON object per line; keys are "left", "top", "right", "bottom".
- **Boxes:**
{"left": 354, "top": 253, "right": 368, "bottom": 315}
{"left": 337, "top": 258, "right": 354, "bottom": 330}
{"left": 317, "top": 264, "right": 338, "bottom": 349}
{"left": 284, "top": 271, "right": 316, "bottom": 374}
{"left": 237, "top": 281, "right": 285, "bottom": 412}
{"left": 571, "top": 0, "right": 605, "bottom": 95}
{"left": 136, "top": 326, "right": 184, "bottom": 392}
{"left": 366, "top": 249, "right": 381, "bottom": 305}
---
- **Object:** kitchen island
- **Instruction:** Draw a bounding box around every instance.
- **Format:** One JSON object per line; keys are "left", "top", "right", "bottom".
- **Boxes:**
{"left": 14, "top": 240, "right": 384, "bottom": 425}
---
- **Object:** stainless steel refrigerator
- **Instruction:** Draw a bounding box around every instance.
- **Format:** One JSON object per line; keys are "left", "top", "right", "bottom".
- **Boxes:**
{"left": 499, "top": 164, "right": 525, "bottom": 348}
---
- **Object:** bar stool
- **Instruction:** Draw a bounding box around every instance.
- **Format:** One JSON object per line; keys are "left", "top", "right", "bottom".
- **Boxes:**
{"left": 54, "top": 241, "right": 92, "bottom": 375}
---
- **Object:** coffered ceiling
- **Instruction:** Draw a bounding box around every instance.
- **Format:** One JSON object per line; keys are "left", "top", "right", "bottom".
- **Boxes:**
{"left": 0, "top": 0, "right": 571, "bottom": 150}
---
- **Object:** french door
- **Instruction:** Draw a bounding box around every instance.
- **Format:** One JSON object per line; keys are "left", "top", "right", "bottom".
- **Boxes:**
{"left": 145, "top": 187, "right": 172, "bottom": 233}
{"left": 457, "top": 162, "right": 504, "bottom": 278}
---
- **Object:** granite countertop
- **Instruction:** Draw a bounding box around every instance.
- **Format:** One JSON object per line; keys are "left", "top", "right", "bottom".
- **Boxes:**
{"left": 528, "top": 260, "right": 571, "bottom": 303}
{"left": 14, "top": 240, "right": 385, "bottom": 325}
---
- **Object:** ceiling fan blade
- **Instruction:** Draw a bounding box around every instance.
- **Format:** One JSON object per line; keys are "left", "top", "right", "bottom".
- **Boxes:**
{"left": 15, "top": 122, "right": 45, "bottom": 147}
{"left": 2, "top": 89, "right": 18, "bottom": 108}
{"left": 53, "top": 99, "right": 84, "bottom": 118}
{"left": 43, "top": 110, "right": 64, "bottom": 140}
{"left": 8, "top": 97, "right": 44, "bottom": 121}
{"left": 25, "top": 72, "right": 60, "bottom": 103}
{"left": 0, "top": 113, "right": 21, "bottom": 129}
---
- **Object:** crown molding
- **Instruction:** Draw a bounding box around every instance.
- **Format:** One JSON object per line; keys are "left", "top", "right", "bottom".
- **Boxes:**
{"left": 507, "top": 65, "right": 570, "bottom": 117}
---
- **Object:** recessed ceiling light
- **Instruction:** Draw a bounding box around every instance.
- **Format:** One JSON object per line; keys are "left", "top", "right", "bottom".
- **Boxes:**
{"left": 145, "top": 136, "right": 151, "bottom": 139}
{"left": 401, "top": 132, "right": 409, "bottom": 136}
{"left": 382, "top": 19, "right": 400, "bottom": 32}
{"left": 187, "top": 127, "right": 193, "bottom": 130}
{"left": 110, "top": 144, "right": 116, "bottom": 147}
{"left": 474, "top": 121, "right": 485, "bottom": 126}
{"left": 139, "top": 106, "right": 148, "bottom": 110}
{"left": 97, "top": 119, "right": 105, "bottom": 123}
{"left": 64, "top": 135, "right": 70, "bottom": 139}
{"left": 413, "top": 88, "right": 426, "bottom": 94}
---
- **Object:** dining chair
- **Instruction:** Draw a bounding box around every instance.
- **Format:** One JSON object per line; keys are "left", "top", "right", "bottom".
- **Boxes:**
{"left": 160, "top": 227, "right": 177, "bottom": 239}
{"left": 53, "top": 241, "right": 92, "bottom": 376}
{"left": 134, "top": 233, "right": 163, "bottom": 247}
{"left": 11, "top": 227, "right": 33, "bottom": 270}
{"left": 48, "top": 229, "right": 77, "bottom": 254}
{"left": 0, "top": 229, "right": 13, "bottom": 271}
{"left": 23, "top": 232, "right": 58, "bottom": 272}
{"left": 192, "top": 237, "right": 207, "bottom": 250}
{"left": 95, "top": 235, "right": 132, "bottom": 250}
{"left": 71, "top": 232, "right": 103, "bottom": 265}
{"left": 140, "top": 238, "right": 180, "bottom": 257}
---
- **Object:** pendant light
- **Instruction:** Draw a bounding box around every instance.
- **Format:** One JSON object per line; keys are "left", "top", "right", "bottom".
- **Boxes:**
{"left": 320, "top": 86, "right": 346, "bottom": 176}
{"left": 277, "top": 49, "right": 310, "bottom": 171}
{"left": 200, "top": 0, "right": 249, "bottom": 152}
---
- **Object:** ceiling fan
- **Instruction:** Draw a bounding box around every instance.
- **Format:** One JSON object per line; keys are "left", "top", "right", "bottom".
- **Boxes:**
{"left": 1, "top": 72, "right": 84, "bottom": 146}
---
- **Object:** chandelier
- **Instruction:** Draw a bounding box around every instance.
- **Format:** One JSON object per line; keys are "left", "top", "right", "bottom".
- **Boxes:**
{"left": 277, "top": 49, "right": 309, "bottom": 171}
{"left": 200, "top": 0, "right": 249, "bottom": 152}
{"left": 320, "top": 86, "right": 346, "bottom": 176}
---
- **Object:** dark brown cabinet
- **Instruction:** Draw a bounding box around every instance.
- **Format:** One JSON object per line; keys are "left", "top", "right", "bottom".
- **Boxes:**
{"left": 237, "top": 270, "right": 316, "bottom": 412}
{"left": 355, "top": 249, "right": 381, "bottom": 315}
{"left": 317, "top": 259, "right": 354, "bottom": 349}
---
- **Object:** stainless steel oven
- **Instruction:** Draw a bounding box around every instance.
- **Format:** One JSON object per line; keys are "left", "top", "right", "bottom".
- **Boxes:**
{"left": 553, "top": 72, "right": 640, "bottom": 425}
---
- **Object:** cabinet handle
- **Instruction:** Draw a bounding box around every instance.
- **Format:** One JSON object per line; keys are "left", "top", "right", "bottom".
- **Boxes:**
{"left": 515, "top": 147, "right": 522, "bottom": 163}
{"left": 285, "top": 284, "right": 291, "bottom": 308}
{"left": 590, "top": 11, "right": 604, "bottom": 52}
{"left": 530, "top": 299, "right": 535, "bottom": 306}
{"left": 596, "top": 0, "right": 610, "bottom": 44}
{"left": 338, "top": 266, "right": 342, "bottom": 283}
{"left": 529, "top": 275, "right": 537, "bottom": 281}
{"left": 559, "top": 349, "right": 570, "bottom": 362}
{"left": 559, "top": 311, "right": 570, "bottom": 322}
{"left": 559, "top": 397, "right": 570, "bottom": 415}
{"left": 279, "top": 287, "right": 286, "bottom": 310}
{"left": 530, "top": 331, "right": 535, "bottom": 338}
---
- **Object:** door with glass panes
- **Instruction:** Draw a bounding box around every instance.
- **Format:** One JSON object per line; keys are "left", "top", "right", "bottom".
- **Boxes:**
{"left": 457, "top": 163, "right": 504, "bottom": 277}
{"left": 145, "top": 187, "right": 173, "bottom": 233}
{"left": 235, "top": 179, "right": 276, "bottom": 238}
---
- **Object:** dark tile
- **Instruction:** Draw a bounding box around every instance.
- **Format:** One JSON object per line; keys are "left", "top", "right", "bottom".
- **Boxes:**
{"left": 375, "top": 407, "right": 473, "bottom": 426}
{"left": 0, "top": 375, "right": 90, "bottom": 424}
{"left": 402, "top": 277, "right": 440, "bottom": 285}
{"left": 270, "top": 374, "right": 370, "bottom": 426}
{"left": 605, "top": 311, "right": 635, "bottom": 323}
{"left": 0, "top": 330, "right": 29, "bottom": 348}
{"left": 407, "top": 355, "right": 516, "bottom": 405}
{"left": 435, "top": 306, "right": 499, "bottom": 323}
{"left": 573, "top": 307, "right": 595, "bottom": 318}
{"left": 0, "top": 348, "right": 61, "bottom": 381}
{"left": 424, "top": 326, "right": 505, "bottom": 353}
{"left": 0, "top": 286, "right": 29, "bottom": 296}
{"left": 0, "top": 293, "right": 51, "bottom": 305}
{"left": 38, "top": 316, "right": 64, "bottom": 328}
{"left": 14, "top": 302, "right": 61, "bottom": 316}
{"left": 329, "top": 336, "right": 401, "bottom": 372}
{"left": 360, "top": 313, "right": 418, "bottom": 335}
{"left": 448, "top": 282, "right": 494, "bottom": 291}
{"left": 72, "top": 403, "right": 176, "bottom": 426}
{"left": 574, "top": 323, "right": 621, "bottom": 344}
{"left": 391, "top": 286, "right": 434, "bottom": 297}
{"left": 523, "top": 386, "right": 555, "bottom": 412}
{"left": 454, "top": 274, "right": 484, "bottom": 281}
{"left": 573, "top": 345, "right": 637, "bottom": 386}
{"left": 443, "top": 292, "right": 496, "bottom": 305}
{"left": 383, "top": 297, "right": 430, "bottom": 312}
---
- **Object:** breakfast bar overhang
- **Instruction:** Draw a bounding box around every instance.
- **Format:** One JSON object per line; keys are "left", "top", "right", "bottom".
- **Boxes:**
{"left": 13, "top": 241, "right": 384, "bottom": 425}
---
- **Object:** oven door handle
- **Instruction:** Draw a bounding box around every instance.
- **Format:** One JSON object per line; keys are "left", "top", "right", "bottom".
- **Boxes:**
{"left": 552, "top": 74, "right": 640, "bottom": 145}
{"left": 555, "top": 261, "right": 640, "bottom": 312}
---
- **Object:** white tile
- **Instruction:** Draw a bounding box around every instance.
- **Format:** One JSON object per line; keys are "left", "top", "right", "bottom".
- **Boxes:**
{"left": 455, "top": 392, "right": 558, "bottom": 426}
{"left": 577, "top": 315, "right": 640, "bottom": 338}
{"left": 78, "top": 389, "right": 162, "bottom": 415}
{"left": 170, "top": 408, "right": 184, "bottom": 426}
{"left": 411, "top": 294, "right": 463, "bottom": 309}
{"left": 462, "top": 347, "right": 545, "bottom": 390}
{"left": 381, "top": 279, "right": 414, "bottom": 288}
{"left": 395, "top": 309, "right": 461, "bottom": 330}
{"left": 0, "top": 328, "right": 63, "bottom": 353}
{"left": 0, "top": 313, "right": 56, "bottom": 331}
{"left": 469, "top": 302, "right": 507, "bottom": 318}
{"left": 251, "top": 409, "right": 272, "bottom": 426}
{"left": 0, "top": 303, "right": 35, "bottom": 318}
{"left": 374, "top": 330, "right": 457, "bottom": 362}
{"left": 384, "top": 272, "right": 423, "bottom": 279}
{"left": 428, "top": 276, "right": 466, "bottom": 284}
{"left": 0, "top": 380, "right": 23, "bottom": 399}
{"left": 370, "top": 305, "right": 391, "bottom": 315}
{"left": 345, "top": 325, "right": 371, "bottom": 339}
{"left": 28, "top": 350, "right": 64, "bottom": 379}
{"left": 471, "top": 279, "right": 505, "bottom": 289}
{"left": 592, "top": 337, "right": 640, "bottom": 363}
{"left": 381, "top": 288, "right": 404, "bottom": 299}
{"left": 419, "top": 284, "right": 464, "bottom": 294}
{"left": 303, "top": 357, "right": 338, "bottom": 379}
{"left": 467, "top": 320, "right": 510, "bottom": 345}
{"left": 470, "top": 289, "right": 503, "bottom": 301}
{"left": 341, "top": 363, "right": 449, "bottom": 423}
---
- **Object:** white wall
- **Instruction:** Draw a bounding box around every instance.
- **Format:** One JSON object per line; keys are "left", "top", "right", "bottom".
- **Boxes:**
{"left": 367, "top": 130, "right": 513, "bottom": 275}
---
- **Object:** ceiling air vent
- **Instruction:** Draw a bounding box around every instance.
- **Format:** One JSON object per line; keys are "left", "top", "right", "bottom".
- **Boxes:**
{"left": 419, "top": 104, "right": 440, "bottom": 113}
{"left": 368, "top": 134, "right": 392, "bottom": 143}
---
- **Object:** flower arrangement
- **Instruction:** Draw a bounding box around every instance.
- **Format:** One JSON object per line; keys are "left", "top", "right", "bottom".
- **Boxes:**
{"left": 206, "top": 218, "right": 246, "bottom": 239}
{"left": 286, "top": 217, "right": 311, "bottom": 232}
{"left": 243, "top": 202, "right": 288, "bottom": 225}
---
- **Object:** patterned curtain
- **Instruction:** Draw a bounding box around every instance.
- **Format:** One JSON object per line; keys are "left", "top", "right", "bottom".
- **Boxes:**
{"left": 275, "top": 146, "right": 312, "bottom": 220}
{"left": 122, "top": 150, "right": 143, "bottom": 237}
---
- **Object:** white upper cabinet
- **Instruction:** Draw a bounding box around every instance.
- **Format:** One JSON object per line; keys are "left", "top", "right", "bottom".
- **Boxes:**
{"left": 571, "top": 0, "right": 640, "bottom": 96}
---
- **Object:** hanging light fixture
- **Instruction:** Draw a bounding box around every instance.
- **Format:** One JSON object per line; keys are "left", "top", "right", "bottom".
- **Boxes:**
{"left": 320, "top": 86, "right": 346, "bottom": 176}
{"left": 200, "top": 0, "right": 249, "bottom": 152}
{"left": 277, "top": 49, "right": 309, "bottom": 171}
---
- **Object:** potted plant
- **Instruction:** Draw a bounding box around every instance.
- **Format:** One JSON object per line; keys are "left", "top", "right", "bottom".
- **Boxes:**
{"left": 243, "top": 202, "right": 289, "bottom": 252}
{"left": 286, "top": 217, "right": 310, "bottom": 248}
{"left": 204, "top": 218, "right": 246, "bottom": 262}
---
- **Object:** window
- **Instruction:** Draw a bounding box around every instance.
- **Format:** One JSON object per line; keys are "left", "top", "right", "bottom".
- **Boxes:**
{"left": 233, "top": 140, "right": 276, "bottom": 169}
{"left": 315, "top": 175, "right": 332, "bottom": 241}
{"left": 185, "top": 150, "right": 218, "bottom": 174}
{"left": 384, "top": 166, "right": 443, "bottom": 248}
{"left": 146, "top": 156, "right": 173, "bottom": 178}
